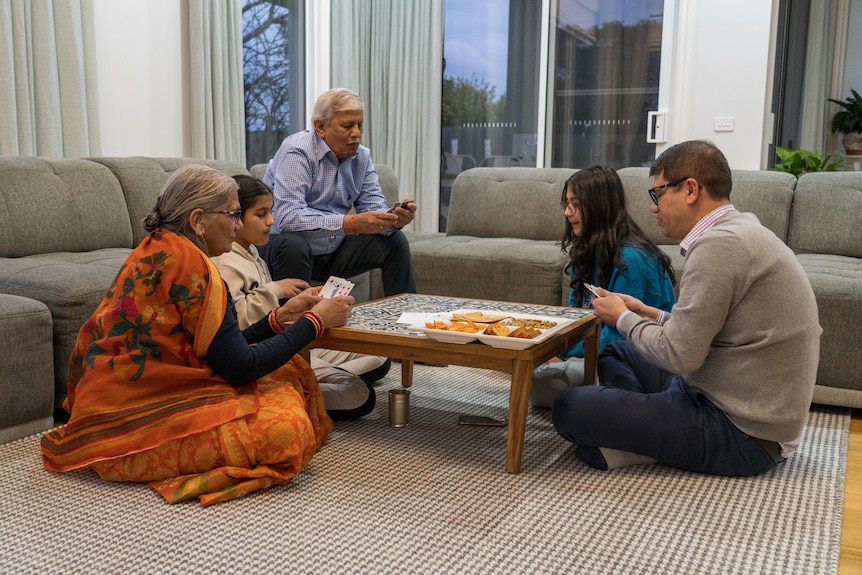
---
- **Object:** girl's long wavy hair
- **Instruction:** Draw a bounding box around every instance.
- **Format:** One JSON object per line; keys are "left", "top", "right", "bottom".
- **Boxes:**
{"left": 560, "top": 165, "right": 675, "bottom": 304}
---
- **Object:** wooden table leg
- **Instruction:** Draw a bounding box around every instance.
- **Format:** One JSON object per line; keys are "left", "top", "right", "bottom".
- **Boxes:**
{"left": 505, "top": 358, "right": 533, "bottom": 473}
{"left": 582, "top": 321, "right": 601, "bottom": 385}
{"left": 299, "top": 347, "right": 311, "bottom": 363}
{"left": 401, "top": 359, "right": 414, "bottom": 388}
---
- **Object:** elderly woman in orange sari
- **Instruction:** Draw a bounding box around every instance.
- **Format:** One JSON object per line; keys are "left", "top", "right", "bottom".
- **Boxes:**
{"left": 41, "top": 164, "right": 354, "bottom": 506}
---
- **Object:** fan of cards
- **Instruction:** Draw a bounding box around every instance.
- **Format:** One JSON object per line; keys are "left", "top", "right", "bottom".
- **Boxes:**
{"left": 320, "top": 276, "right": 355, "bottom": 298}
{"left": 584, "top": 282, "right": 600, "bottom": 297}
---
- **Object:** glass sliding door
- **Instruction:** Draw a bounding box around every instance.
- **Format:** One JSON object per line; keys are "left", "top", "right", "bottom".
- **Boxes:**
{"left": 440, "top": 0, "right": 542, "bottom": 231}
{"left": 549, "top": 0, "right": 663, "bottom": 169}
{"left": 439, "top": 0, "right": 665, "bottom": 229}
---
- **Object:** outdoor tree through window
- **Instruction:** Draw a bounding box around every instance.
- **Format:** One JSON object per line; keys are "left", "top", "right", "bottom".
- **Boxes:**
{"left": 242, "top": 0, "right": 305, "bottom": 169}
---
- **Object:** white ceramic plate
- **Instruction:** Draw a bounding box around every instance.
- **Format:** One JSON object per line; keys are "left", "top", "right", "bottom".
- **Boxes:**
{"left": 415, "top": 310, "right": 575, "bottom": 350}
{"left": 411, "top": 324, "right": 479, "bottom": 344}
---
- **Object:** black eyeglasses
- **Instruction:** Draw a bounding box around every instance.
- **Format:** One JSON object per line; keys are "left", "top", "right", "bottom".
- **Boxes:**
{"left": 208, "top": 209, "right": 243, "bottom": 223}
{"left": 560, "top": 199, "right": 579, "bottom": 212}
{"left": 647, "top": 177, "right": 690, "bottom": 206}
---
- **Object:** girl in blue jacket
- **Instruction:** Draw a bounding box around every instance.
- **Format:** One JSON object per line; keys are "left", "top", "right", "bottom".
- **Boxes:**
{"left": 531, "top": 166, "right": 676, "bottom": 407}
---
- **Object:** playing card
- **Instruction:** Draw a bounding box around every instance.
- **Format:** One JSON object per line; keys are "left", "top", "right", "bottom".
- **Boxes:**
{"left": 336, "top": 280, "right": 355, "bottom": 297}
{"left": 321, "top": 276, "right": 354, "bottom": 298}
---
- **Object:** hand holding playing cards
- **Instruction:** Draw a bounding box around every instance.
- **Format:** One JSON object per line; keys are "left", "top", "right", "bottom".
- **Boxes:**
{"left": 590, "top": 289, "right": 635, "bottom": 326}
{"left": 616, "top": 293, "right": 648, "bottom": 315}
{"left": 310, "top": 296, "right": 354, "bottom": 329}
{"left": 276, "top": 287, "right": 323, "bottom": 324}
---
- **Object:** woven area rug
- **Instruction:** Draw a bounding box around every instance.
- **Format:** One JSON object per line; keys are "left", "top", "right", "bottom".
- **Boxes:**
{"left": 0, "top": 363, "right": 850, "bottom": 575}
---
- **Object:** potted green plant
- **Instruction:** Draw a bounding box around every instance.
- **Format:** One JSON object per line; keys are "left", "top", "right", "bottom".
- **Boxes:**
{"left": 828, "top": 89, "right": 862, "bottom": 155}
{"left": 772, "top": 146, "right": 843, "bottom": 178}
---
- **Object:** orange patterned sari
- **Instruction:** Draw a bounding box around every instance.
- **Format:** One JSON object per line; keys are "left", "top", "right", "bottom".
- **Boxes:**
{"left": 41, "top": 231, "right": 332, "bottom": 506}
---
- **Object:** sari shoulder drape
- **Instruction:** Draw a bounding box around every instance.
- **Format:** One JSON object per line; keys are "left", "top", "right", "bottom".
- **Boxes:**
{"left": 42, "top": 231, "right": 259, "bottom": 471}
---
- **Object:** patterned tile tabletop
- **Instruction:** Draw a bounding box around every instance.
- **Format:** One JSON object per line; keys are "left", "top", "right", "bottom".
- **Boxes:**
{"left": 347, "top": 294, "right": 592, "bottom": 334}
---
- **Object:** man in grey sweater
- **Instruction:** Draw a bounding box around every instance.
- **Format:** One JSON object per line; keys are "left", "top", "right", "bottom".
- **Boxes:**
{"left": 551, "top": 140, "right": 821, "bottom": 476}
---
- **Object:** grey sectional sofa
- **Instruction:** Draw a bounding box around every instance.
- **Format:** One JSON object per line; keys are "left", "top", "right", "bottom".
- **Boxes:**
{"left": 2, "top": 157, "right": 860, "bottom": 443}
{"left": 1, "top": 157, "right": 399, "bottom": 442}
{"left": 402, "top": 166, "right": 862, "bottom": 410}
{"left": 0, "top": 156, "right": 249, "bottom": 442}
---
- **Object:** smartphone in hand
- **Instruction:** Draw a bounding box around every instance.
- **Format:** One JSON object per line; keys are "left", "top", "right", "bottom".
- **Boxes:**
{"left": 388, "top": 200, "right": 414, "bottom": 213}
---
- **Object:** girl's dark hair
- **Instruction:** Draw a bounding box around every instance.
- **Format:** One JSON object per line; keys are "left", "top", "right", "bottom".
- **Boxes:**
{"left": 560, "top": 165, "right": 675, "bottom": 304}
{"left": 232, "top": 174, "right": 273, "bottom": 213}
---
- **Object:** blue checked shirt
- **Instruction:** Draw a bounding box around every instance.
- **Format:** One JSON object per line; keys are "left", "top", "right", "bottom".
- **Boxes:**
{"left": 262, "top": 129, "right": 390, "bottom": 256}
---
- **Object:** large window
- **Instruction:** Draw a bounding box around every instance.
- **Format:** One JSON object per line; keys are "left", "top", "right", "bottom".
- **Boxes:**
{"left": 770, "top": 0, "right": 862, "bottom": 166}
{"left": 440, "top": 0, "right": 542, "bottom": 231}
{"left": 440, "top": 0, "right": 663, "bottom": 230}
{"left": 242, "top": 0, "right": 305, "bottom": 168}
{"left": 550, "top": 1, "right": 663, "bottom": 169}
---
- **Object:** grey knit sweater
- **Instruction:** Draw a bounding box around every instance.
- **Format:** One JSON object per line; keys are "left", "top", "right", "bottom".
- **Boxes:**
{"left": 619, "top": 210, "right": 821, "bottom": 442}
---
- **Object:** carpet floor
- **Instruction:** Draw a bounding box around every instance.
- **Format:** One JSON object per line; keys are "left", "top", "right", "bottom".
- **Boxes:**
{"left": 0, "top": 363, "right": 850, "bottom": 575}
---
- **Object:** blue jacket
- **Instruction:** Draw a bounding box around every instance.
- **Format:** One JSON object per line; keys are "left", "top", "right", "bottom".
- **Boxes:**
{"left": 560, "top": 245, "right": 676, "bottom": 358}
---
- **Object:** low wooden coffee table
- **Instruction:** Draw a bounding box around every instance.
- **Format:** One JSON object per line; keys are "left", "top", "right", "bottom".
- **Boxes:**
{"left": 308, "top": 294, "right": 600, "bottom": 473}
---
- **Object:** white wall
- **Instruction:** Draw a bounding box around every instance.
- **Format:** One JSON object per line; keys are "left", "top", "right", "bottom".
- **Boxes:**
{"left": 93, "top": 0, "right": 186, "bottom": 157}
{"left": 91, "top": 0, "right": 775, "bottom": 167}
{"left": 659, "top": 0, "right": 776, "bottom": 169}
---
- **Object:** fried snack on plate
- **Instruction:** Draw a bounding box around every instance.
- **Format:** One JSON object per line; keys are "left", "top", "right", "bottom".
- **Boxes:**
{"left": 508, "top": 326, "right": 542, "bottom": 339}
{"left": 483, "top": 323, "right": 511, "bottom": 336}
{"left": 425, "top": 320, "right": 484, "bottom": 333}
{"left": 508, "top": 318, "right": 558, "bottom": 329}
{"left": 451, "top": 311, "right": 509, "bottom": 323}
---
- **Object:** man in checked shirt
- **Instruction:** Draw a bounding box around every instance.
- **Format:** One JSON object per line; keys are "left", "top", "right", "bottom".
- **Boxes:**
{"left": 261, "top": 88, "right": 417, "bottom": 296}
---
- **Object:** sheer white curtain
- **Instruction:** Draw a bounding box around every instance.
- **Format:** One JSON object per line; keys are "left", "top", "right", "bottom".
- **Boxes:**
{"left": 0, "top": 0, "right": 100, "bottom": 157}
{"left": 188, "top": 0, "right": 246, "bottom": 165}
{"left": 800, "top": 0, "right": 851, "bottom": 154}
{"left": 331, "top": 0, "right": 444, "bottom": 233}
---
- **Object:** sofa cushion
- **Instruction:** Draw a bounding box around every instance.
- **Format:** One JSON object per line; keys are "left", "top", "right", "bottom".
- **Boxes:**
{"left": 0, "top": 294, "right": 54, "bottom": 442}
{"left": 617, "top": 167, "right": 666, "bottom": 247}
{"left": 447, "top": 167, "right": 573, "bottom": 241}
{"left": 796, "top": 253, "right": 862, "bottom": 397}
{"left": 409, "top": 235, "right": 568, "bottom": 306}
{"left": 90, "top": 157, "right": 250, "bottom": 245}
{"left": 0, "top": 156, "right": 133, "bottom": 257}
{"left": 789, "top": 172, "right": 862, "bottom": 257}
{"left": 728, "top": 170, "right": 796, "bottom": 243}
{"left": 617, "top": 167, "right": 796, "bottom": 246}
{"left": 0, "top": 249, "right": 132, "bottom": 406}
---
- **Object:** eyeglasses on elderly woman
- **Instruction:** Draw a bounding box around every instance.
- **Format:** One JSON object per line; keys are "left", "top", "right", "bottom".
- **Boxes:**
{"left": 208, "top": 209, "right": 243, "bottom": 223}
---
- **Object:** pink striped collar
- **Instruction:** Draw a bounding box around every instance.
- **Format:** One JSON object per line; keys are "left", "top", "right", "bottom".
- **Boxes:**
{"left": 679, "top": 204, "right": 735, "bottom": 256}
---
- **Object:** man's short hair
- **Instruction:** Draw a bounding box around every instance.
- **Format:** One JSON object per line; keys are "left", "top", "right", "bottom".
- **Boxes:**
{"left": 650, "top": 140, "right": 733, "bottom": 200}
{"left": 313, "top": 88, "right": 365, "bottom": 126}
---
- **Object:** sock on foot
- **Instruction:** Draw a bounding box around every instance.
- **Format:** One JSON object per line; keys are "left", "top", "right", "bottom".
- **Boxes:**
{"left": 576, "top": 445, "right": 657, "bottom": 471}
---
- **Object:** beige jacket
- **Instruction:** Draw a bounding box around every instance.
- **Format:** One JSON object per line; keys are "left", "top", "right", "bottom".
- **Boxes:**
{"left": 211, "top": 243, "right": 284, "bottom": 329}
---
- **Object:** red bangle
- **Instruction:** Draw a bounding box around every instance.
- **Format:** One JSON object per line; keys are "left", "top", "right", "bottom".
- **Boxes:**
{"left": 301, "top": 310, "right": 324, "bottom": 338}
{"left": 268, "top": 307, "right": 285, "bottom": 333}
